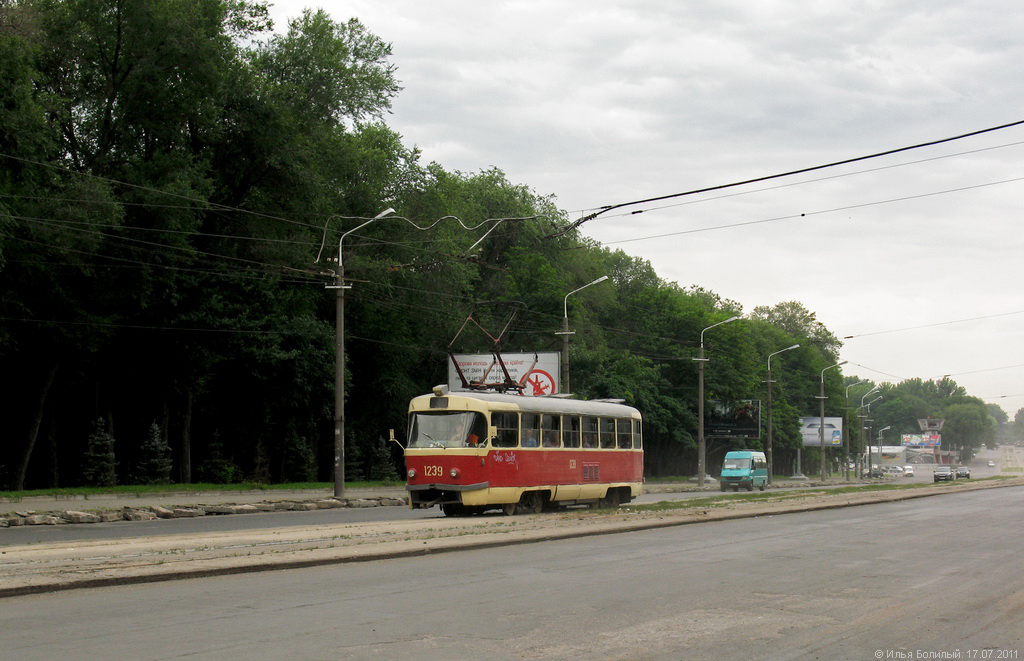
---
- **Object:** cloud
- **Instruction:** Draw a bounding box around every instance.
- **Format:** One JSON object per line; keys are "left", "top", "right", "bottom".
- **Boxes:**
{"left": 270, "top": 1, "right": 1024, "bottom": 410}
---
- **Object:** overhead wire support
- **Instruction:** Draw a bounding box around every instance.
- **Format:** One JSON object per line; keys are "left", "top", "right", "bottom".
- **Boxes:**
{"left": 544, "top": 118, "right": 1024, "bottom": 239}
{"left": 320, "top": 210, "right": 532, "bottom": 499}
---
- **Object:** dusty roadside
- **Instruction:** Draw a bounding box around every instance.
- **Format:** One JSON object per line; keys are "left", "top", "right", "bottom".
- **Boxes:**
{"left": 2, "top": 478, "right": 1021, "bottom": 598}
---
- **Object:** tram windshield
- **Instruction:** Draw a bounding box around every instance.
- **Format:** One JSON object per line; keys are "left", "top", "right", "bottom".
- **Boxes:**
{"left": 409, "top": 411, "right": 487, "bottom": 448}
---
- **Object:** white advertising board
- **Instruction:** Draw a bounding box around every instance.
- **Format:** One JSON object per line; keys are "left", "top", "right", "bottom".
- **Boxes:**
{"left": 448, "top": 352, "right": 561, "bottom": 396}
{"left": 902, "top": 434, "right": 941, "bottom": 446}
{"left": 799, "top": 416, "right": 844, "bottom": 447}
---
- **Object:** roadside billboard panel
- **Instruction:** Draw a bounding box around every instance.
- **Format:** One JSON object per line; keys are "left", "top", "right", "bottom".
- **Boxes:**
{"left": 706, "top": 400, "right": 761, "bottom": 439}
{"left": 902, "top": 434, "right": 941, "bottom": 446}
{"left": 800, "top": 417, "right": 844, "bottom": 447}
{"left": 448, "top": 352, "right": 561, "bottom": 396}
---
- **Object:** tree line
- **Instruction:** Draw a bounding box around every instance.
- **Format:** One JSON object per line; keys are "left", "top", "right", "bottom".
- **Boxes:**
{"left": 0, "top": 0, "right": 1001, "bottom": 490}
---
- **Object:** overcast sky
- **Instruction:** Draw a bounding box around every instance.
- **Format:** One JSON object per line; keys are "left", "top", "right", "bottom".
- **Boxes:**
{"left": 269, "top": 1, "right": 1024, "bottom": 417}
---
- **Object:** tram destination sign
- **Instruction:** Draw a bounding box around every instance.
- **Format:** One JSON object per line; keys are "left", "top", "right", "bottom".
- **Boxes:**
{"left": 448, "top": 352, "right": 561, "bottom": 396}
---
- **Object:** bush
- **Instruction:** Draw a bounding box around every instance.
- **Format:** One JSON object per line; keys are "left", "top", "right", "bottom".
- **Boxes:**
{"left": 196, "top": 437, "right": 242, "bottom": 484}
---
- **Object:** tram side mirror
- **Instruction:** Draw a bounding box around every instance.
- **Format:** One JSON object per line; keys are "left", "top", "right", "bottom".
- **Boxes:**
{"left": 388, "top": 428, "right": 405, "bottom": 450}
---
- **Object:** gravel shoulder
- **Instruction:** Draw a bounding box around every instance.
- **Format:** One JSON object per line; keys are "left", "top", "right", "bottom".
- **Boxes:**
{"left": 2, "top": 477, "right": 1021, "bottom": 598}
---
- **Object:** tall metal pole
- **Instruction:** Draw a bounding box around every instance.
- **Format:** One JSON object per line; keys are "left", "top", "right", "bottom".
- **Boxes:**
{"left": 765, "top": 344, "right": 799, "bottom": 485}
{"left": 819, "top": 361, "right": 847, "bottom": 482}
{"left": 858, "top": 385, "right": 880, "bottom": 477}
{"left": 766, "top": 363, "right": 773, "bottom": 485}
{"left": 335, "top": 259, "right": 345, "bottom": 498}
{"left": 844, "top": 381, "right": 868, "bottom": 480}
{"left": 877, "top": 425, "right": 890, "bottom": 470}
{"left": 696, "top": 315, "right": 740, "bottom": 487}
{"left": 559, "top": 275, "right": 608, "bottom": 394}
{"left": 334, "top": 208, "right": 394, "bottom": 498}
{"left": 861, "top": 392, "right": 882, "bottom": 477}
{"left": 561, "top": 314, "right": 570, "bottom": 393}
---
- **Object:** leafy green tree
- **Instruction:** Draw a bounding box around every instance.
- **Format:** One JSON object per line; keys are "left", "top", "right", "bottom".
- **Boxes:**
{"left": 941, "top": 401, "right": 994, "bottom": 461}
{"left": 751, "top": 301, "right": 841, "bottom": 362}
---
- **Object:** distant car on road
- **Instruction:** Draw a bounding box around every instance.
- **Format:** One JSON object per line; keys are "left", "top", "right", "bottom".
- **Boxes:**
{"left": 956, "top": 466, "right": 971, "bottom": 479}
{"left": 903, "top": 465, "right": 915, "bottom": 477}
{"left": 988, "top": 460, "right": 996, "bottom": 467}
{"left": 934, "top": 466, "right": 955, "bottom": 482}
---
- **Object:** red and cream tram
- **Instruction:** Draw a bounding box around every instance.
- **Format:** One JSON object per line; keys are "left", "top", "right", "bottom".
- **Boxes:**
{"left": 403, "top": 387, "right": 643, "bottom": 515}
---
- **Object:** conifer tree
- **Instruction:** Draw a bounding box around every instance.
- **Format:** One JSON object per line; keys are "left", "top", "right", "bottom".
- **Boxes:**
{"left": 82, "top": 419, "right": 117, "bottom": 487}
{"left": 137, "top": 423, "right": 173, "bottom": 485}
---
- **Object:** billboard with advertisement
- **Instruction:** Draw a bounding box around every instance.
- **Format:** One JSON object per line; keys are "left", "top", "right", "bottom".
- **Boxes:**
{"left": 706, "top": 400, "right": 761, "bottom": 439}
{"left": 448, "top": 352, "right": 561, "bottom": 396}
{"left": 902, "top": 434, "right": 941, "bottom": 446}
{"left": 799, "top": 417, "right": 844, "bottom": 447}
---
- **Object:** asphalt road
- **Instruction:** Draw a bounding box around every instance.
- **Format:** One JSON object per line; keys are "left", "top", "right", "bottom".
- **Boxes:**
{"left": 1, "top": 445, "right": 1011, "bottom": 545}
{"left": 5, "top": 484, "right": 1022, "bottom": 660}
{"left": 0, "top": 479, "right": 911, "bottom": 545}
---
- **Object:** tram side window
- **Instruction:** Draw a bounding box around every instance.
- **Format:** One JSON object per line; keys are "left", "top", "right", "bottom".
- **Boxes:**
{"left": 521, "top": 413, "right": 541, "bottom": 447}
{"left": 542, "top": 414, "right": 561, "bottom": 447}
{"left": 582, "top": 416, "right": 598, "bottom": 448}
{"left": 599, "top": 417, "right": 616, "bottom": 448}
{"left": 492, "top": 412, "right": 519, "bottom": 448}
{"left": 632, "top": 419, "right": 643, "bottom": 449}
{"left": 616, "top": 419, "right": 632, "bottom": 448}
{"left": 562, "top": 415, "right": 580, "bottom": 448}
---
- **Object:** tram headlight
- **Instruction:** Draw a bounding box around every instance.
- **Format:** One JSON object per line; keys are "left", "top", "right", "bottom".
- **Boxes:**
{"left": 449, "top": 468, "right": 460, "bottom": 479}
{"left": 407, "top": 468, "right": 416, "bottom": 479}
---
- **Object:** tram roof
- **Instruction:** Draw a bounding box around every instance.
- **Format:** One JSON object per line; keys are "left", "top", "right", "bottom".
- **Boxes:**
{"left": 411, "top": 390, "right": 642, "bottom": 418}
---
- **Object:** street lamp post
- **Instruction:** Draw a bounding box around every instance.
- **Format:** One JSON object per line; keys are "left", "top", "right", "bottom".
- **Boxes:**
{"left": 766, "top": 344, "right": 800, "bottom": 485}
{"left": 558, "top": 276, "right": 609, "bottom": 394}
{"left": 695, "top": 315, "right": 740, "bottom": 487}
{"left": 818, "top": 361, "right": 847, "bottom": 482}
{"left": 877, "top": 425, "right": 891, "bottom": 470}
{"left": 332, "top": 208, "right": 395, "bottom": 498}
{"left": 844, "top": 381, "right": 868, "bottom": 480}
{"left": 322, "top": 209, "right": 515, "bottom": 498}
{"left": 860, "top": 391, "right": 882, "bottom": 475}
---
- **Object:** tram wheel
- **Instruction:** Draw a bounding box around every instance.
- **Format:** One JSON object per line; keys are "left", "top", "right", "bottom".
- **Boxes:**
{"left": 600, "top": 489, "right": 621, "bottom": 509}
{"left": 502, "top": 502, "right": 518, "bottom": 516}
{"left": 521, "top": 491, "right": 543, "bottom": 514}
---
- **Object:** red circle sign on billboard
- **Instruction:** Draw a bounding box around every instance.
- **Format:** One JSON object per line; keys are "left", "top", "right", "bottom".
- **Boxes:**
{"left": 519, "top": 369, "right": 556, "bottom": 396}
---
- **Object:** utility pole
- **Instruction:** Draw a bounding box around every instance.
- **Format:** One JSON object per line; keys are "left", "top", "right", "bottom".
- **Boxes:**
{"left": 765, "top": 344, "right": 799, "bottom": 485}
{"left": 819, "top": 361, "right": 847, "bottom": 482}
{"left": 558, "top": 276, "right": 608, "bottom": 393}
{"left": 695, "top": 316, "right": 739, "bottom": 487}
{"left": 323, "top": 209, "right": 516, "bottom": 498}
{"left": 332, "top": 208, "right": 394, "bottom": 498}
